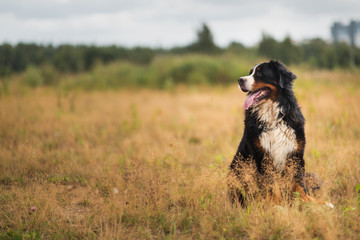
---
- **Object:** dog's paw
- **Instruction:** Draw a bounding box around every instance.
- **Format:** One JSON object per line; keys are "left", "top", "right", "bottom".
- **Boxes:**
{"left": 325, "top": 202, "right": 334, "bottom": 209}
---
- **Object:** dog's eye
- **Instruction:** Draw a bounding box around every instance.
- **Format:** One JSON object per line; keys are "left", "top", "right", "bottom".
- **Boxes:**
{"left": 256, "top": 72, "right": 262, "bottom": 77}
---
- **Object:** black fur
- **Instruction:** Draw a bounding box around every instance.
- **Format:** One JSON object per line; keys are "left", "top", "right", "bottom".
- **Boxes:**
{"left": 229, "top": 60, "right": 307, "bottom": 206}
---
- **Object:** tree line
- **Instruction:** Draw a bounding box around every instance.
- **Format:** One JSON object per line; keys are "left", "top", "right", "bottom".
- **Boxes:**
{"left": 0, "top": 43, "right": 156, "bottom": 76}
{"left": 258, "top": 33, "right": 360, "bottom": 69}
{"left": 0, "top": 24, "right": 359, "bottom": 77}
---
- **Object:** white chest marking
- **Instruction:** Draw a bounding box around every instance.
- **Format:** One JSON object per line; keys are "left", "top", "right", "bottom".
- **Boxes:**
{"left": 259, "top": 122, "right": 297, "bottom": 170}
{"left": 252, "top": 100, "right": 297, "bottom": 171}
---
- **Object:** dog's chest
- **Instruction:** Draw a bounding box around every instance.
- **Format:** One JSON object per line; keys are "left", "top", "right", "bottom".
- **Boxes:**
{"left": 253, "top": 101, "right": 297, "bottom": 171}
{"left": 259, "top": 122, "right": 297, "bottom": 170}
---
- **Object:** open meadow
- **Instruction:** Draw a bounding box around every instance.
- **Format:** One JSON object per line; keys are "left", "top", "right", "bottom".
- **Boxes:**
{"left": 1, "top": 66, "right": 360, "bottom": 239}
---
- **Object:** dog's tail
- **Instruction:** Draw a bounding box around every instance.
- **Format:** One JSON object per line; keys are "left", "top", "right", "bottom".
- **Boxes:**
{"left": 305, "top": 172, "right": 324, "bottom": 197}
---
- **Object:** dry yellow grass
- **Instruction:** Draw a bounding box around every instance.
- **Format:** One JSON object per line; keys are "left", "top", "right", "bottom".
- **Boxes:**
{"left": 0, "top": 69, "right": 360, "bottom": 239}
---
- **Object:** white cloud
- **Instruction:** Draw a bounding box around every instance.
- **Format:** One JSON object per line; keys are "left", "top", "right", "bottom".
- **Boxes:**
{"left": 0, "top": 0, "right": 358, "bottom": 47}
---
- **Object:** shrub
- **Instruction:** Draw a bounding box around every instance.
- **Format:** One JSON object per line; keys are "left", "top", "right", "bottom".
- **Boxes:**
{"left": 25, "top": 65, "right": 43, "bottom": 87}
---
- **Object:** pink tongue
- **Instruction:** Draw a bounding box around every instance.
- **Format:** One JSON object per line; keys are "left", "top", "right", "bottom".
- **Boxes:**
{"left": 243, "top": 92, "right": 258, "bottom": 110}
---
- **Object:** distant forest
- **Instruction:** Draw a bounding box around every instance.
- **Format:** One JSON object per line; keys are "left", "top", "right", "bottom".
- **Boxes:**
{"left": 1, "top": 24, "right": 359, "bottom": 77}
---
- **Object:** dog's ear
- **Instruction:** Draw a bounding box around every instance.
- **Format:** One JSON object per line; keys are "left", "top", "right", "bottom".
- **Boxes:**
{"left": 270, "top": 60, "right": 296, "bottom": 88}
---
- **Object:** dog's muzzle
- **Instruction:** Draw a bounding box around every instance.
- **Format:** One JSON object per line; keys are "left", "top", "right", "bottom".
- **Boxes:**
{"left": 238, "top": 77, "right": 248, "bottom": 92}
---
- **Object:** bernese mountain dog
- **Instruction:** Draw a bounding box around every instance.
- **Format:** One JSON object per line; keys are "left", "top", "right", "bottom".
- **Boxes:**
{"left": 228, "top": 60, "right": 333, "bottom": 208}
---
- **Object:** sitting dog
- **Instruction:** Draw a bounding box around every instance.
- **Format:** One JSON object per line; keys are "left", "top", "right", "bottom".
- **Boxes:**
{"left": 228, "top": 60, "right": 333, "bottom": 208}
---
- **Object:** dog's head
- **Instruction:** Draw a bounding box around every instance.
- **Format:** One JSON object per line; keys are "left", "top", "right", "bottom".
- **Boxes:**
{"left": 238, "top": 60, "right": 296, "bottom": 110}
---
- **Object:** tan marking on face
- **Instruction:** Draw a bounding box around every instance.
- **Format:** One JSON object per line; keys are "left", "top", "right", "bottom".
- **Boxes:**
{"left": 251, "top": 82, "right": 279, "bottom": 101}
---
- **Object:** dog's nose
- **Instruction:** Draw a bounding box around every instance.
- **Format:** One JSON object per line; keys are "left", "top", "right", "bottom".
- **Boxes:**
{"left": 238, "top": 78, "right": 245, "bottom": 85}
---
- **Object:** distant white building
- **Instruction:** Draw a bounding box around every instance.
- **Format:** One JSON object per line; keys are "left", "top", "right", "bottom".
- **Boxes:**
{"left": 331, "top": 21, "right": 360, "bottom": 47}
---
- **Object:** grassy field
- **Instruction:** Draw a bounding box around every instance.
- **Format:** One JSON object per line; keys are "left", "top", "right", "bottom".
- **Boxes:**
{"left": 0, "top": 67, "right": 360, "bottom": 239}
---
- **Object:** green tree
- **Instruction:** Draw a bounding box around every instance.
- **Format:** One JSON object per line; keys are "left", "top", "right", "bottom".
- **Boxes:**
{"left": 301, "top": 38, "right": 336, "bottom": 69}
{"left": 0, "top": 43, "right": 14, "bottom": 76}
{"left": 279, "top": 36, "right": 302, "bottom": 65}
{"left": 227, "top": 41, "right": 246, "bottom": 54}
{"left": 53, "top": 45, "right": 85, "bottom": 72}
{"left": 258, "top": 33, "right": 281, "bottom": 60}
{"left": 188, "top": 23, "right": 219, "bottom": 53}
{"left": 334, "top": 42, "right": 351, "bottom": 68}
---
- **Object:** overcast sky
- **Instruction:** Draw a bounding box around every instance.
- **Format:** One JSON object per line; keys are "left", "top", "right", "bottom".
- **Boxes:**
{"left": 0, "top": 0, "right": 359, "bottom": 47}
